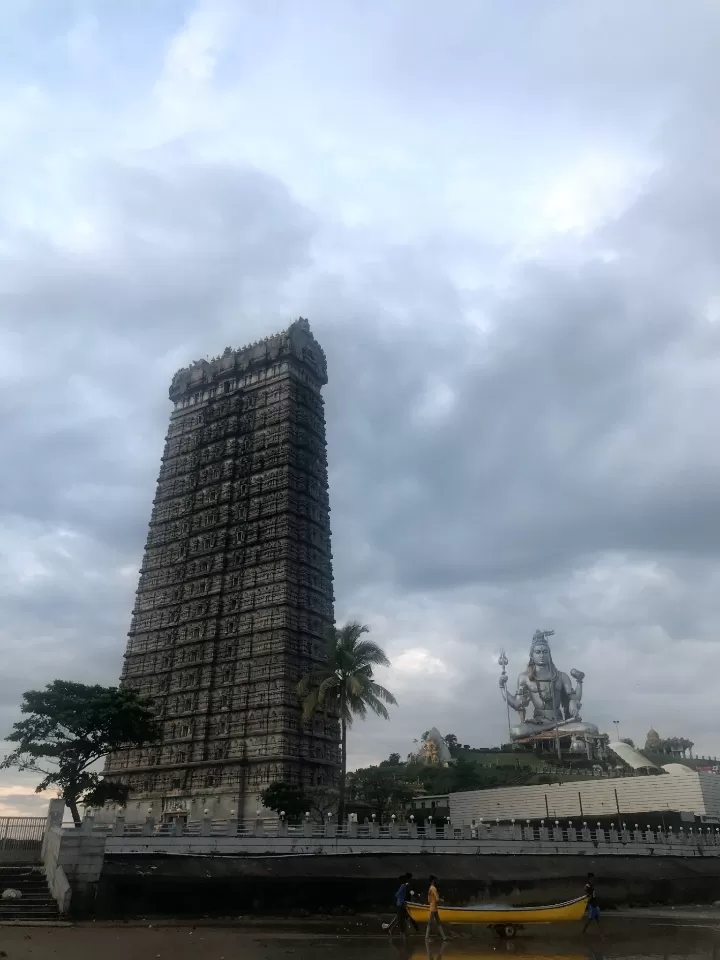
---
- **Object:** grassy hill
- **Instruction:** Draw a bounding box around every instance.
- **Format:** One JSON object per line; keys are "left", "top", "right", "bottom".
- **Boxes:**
{"left": 451, "top": 746, "right": 624, "bottom": 787}
{"left": 455, "top": 747, "right": 549, "bottom": 768}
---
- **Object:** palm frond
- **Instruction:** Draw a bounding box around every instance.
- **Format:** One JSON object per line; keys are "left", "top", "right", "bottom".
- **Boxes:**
{"left": 349, "top": 639, "right": 391, "bottom": 669}
{"left": 316, "top": 675, "right": 340, "bottom": 707}
{"left": 336, "top": 621, "right": 370, "bottom": 645}
{"left": 299, "top": 685, "right": 320, "bottom": 719}
{"left": 297, "top": 674, "right": 314, "bottom": 700}
{"left": 361, "top": 692, "right": 392, "bottom": 721}
{"left": 368, "top": 681, "right": 397, "bottom": 706}
{"left": 297, "top": 621, "right": 397, "bottom": 730}
{"left": 346, "top": 674, "right": 366, "bottom": 698}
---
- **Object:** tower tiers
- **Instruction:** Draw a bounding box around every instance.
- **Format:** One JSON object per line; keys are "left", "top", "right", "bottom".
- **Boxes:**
{"left": 104, "top": 318, "right": 339, "bottom": 821}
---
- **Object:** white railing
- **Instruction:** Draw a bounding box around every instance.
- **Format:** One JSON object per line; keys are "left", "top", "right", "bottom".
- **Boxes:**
{"left": 0, "top": 817, "right": 46, "bottom": 863}
{"left": 41, "top": 824, "right": 71, "bottom": 914}
{"left": 85, "top": 813, "right": 720, "bottom": 852}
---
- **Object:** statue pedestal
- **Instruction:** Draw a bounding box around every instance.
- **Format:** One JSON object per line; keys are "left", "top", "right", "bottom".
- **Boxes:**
{"left": 511, "top": 719, "right": 600, "bottom": 742}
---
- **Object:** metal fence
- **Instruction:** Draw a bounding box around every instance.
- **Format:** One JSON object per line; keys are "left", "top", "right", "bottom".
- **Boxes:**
{"left": 0, "top": 817, "right": 46, "bottom": 863}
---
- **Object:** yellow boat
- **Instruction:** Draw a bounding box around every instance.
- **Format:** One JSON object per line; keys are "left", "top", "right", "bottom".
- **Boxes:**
{"left": 407, "top": 896, "right": 588, "bottom": 938}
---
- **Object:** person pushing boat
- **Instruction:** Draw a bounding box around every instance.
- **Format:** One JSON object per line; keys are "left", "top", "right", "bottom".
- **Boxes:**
{"left": 582, "top": 872, "right": 603, "bottom": 938}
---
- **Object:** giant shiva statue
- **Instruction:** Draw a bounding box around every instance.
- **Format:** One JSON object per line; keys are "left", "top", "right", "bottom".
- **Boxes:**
{"left": 499, "top": 630, "right": 599, "bottom": 741}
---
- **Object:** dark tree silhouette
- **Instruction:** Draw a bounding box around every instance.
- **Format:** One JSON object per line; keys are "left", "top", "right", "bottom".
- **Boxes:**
{"left": 1, "top": 681, "right": 160, "bottom": 825}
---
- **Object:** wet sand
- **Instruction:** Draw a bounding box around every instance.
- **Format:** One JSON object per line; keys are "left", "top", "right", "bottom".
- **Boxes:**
{"left": 0, "top": 917, "right": 719, "bottom": 960}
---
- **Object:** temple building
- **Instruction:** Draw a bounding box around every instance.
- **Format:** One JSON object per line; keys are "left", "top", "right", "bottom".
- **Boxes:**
{"left": 644, "top": 728, "right": 694, "bottom": 759}
{"left": 103, "top": 318, "right": 339, "bottom": 821}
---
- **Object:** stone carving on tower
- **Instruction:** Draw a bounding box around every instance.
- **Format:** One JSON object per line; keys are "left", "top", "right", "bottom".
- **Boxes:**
{"left": 103, "top": 318, "right": 339, "bottom": 820}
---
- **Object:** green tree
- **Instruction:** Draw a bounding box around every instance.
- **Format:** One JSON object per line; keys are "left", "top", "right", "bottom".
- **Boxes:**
{"left": 380, "top": 752, "right": 402, "bottom": 766}
{"left": 298, "top": 621, "right": 397, "bottom": 824}
{"left": 305, "top": 785, "right": 339, "bottom": 820}
{"left": 405, "top": 759, "right": 457, "bottom": 795}
{"left": 443, "top": 733, "right": 459, "bottom": 752}
{"left": 1, "top": 681, "right": 160, "bottom": 825}
{"left": 452, "top": 756, "right": 488, "bottom": 790}
{"left": 260, "top": 781, "right": 307, "bottom": 823}
{"left": 346, "top": 765, "right": 419, "bottom": 819}
{"left": 397, "top": 755, "right": 536, "bottom": 797}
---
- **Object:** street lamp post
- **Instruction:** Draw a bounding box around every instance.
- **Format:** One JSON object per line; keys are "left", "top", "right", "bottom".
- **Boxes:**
{"left": 613, "top": 720, "right": 620, "bottom": 741}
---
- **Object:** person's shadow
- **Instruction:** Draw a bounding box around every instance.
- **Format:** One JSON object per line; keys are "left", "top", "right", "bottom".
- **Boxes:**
{"left": 387, "top": 938, "right": 447, "bottom": 960}
{"left": 424, "top": 942, "right": 448, "bottom": 960}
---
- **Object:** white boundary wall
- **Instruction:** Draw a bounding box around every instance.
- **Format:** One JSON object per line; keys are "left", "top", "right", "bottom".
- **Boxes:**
{"left": 449, "top": 771, "right": 720, "bottom": 823}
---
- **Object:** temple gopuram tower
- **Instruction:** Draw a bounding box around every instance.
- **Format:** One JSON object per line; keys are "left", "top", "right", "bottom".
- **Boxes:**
{"left": 104, "top": 318, "right": 339, "bottom": 821}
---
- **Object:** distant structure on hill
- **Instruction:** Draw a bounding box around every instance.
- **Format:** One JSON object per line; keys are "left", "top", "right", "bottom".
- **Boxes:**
{"left": 415, "top": 729, "right": 453, "bottom": 767}
{"left": 644, "top": 728, "right": 694, "bottom": 758}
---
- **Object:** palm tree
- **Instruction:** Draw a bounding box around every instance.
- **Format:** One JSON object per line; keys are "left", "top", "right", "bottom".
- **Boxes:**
{"left": 298, "top": 621, "right": 397, "bottom": 824}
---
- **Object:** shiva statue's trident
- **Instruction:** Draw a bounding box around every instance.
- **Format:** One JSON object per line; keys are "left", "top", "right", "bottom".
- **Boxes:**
{"left": 498, "top": 650, "right": 511, "bottom": 739}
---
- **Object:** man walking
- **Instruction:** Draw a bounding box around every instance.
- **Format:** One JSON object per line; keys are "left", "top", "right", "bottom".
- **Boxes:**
{"left": 391, "top": 873, "right": 419, "bottom": 937}
{"left": 582, "top": 872, "right": 603, "bottom": 938}
{"left": 425, "top": 875, "right": 449, "bottom": 942}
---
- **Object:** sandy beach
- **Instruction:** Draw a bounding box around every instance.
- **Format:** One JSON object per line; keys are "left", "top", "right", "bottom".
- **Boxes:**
{"left": 1, "top": 915, "right": 719, "bottom": 960}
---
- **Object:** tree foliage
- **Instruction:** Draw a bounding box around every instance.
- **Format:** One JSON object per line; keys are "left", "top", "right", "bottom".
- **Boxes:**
{"left": 298, "top": 621, "right": 397, "bottom": 823}
{"left": 346, "top": 765, "right": 420, "bottom": 818}
{"left": 260, "top": 782, "right": 307, "bottom": 823}
{"left": 260, "top": 782, "right": 338, "bottom": 822}
{"left": 346, "top": 754, "right": 543, "bottom": 820}
{"left": 1, "top": 681, "right": 160, "bottom": 825}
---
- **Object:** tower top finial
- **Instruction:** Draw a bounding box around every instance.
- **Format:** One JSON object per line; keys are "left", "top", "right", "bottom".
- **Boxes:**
{"left": 169, "top": 316, "right": 328, "bottom": 399}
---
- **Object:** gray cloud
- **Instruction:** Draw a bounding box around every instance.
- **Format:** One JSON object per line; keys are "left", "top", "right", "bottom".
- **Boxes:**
{"left": 3, "top": 1, "right": 720, "bottom": 811}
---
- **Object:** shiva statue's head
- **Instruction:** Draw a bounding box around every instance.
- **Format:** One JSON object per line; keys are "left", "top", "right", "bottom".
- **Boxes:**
{"left": 528, "top": 630, "right": 552, "bottom": 671}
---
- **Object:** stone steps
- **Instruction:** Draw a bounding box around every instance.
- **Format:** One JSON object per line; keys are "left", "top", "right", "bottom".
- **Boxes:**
{"left": 0, "top": 866, "right": 59, "bottom": 922}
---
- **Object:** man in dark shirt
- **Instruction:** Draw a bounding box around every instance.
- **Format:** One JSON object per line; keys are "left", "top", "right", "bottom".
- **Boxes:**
{"left": 582, "top": 872, "right": 603, "bottom": 937}
{"left": 391, "top": 873, "right": 419, "bottom": 937}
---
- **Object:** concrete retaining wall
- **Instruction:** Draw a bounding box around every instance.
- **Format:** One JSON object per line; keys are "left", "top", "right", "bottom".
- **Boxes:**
{"left": 95, "top": 851, "right": 720, "bottom": 918}
{"left": 56, "top": 825, "right": 107, "bottom": 918}
{"left": 50, "top": 799, "right": 720, "bottom": 918}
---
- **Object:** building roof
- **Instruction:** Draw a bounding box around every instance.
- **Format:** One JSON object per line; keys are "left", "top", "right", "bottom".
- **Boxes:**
{"left": 607, "top": 740, "right": 658, "bottom": 771}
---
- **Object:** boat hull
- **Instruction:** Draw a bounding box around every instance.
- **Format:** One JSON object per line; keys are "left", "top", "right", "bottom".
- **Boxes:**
{"left": 406, "top": 896, "right": 588, "bottom": 926}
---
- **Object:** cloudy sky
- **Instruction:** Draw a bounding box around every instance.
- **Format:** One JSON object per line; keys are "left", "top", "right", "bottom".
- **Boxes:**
{"left": 2, "top": 0, "right": 720, "bottom": 814}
